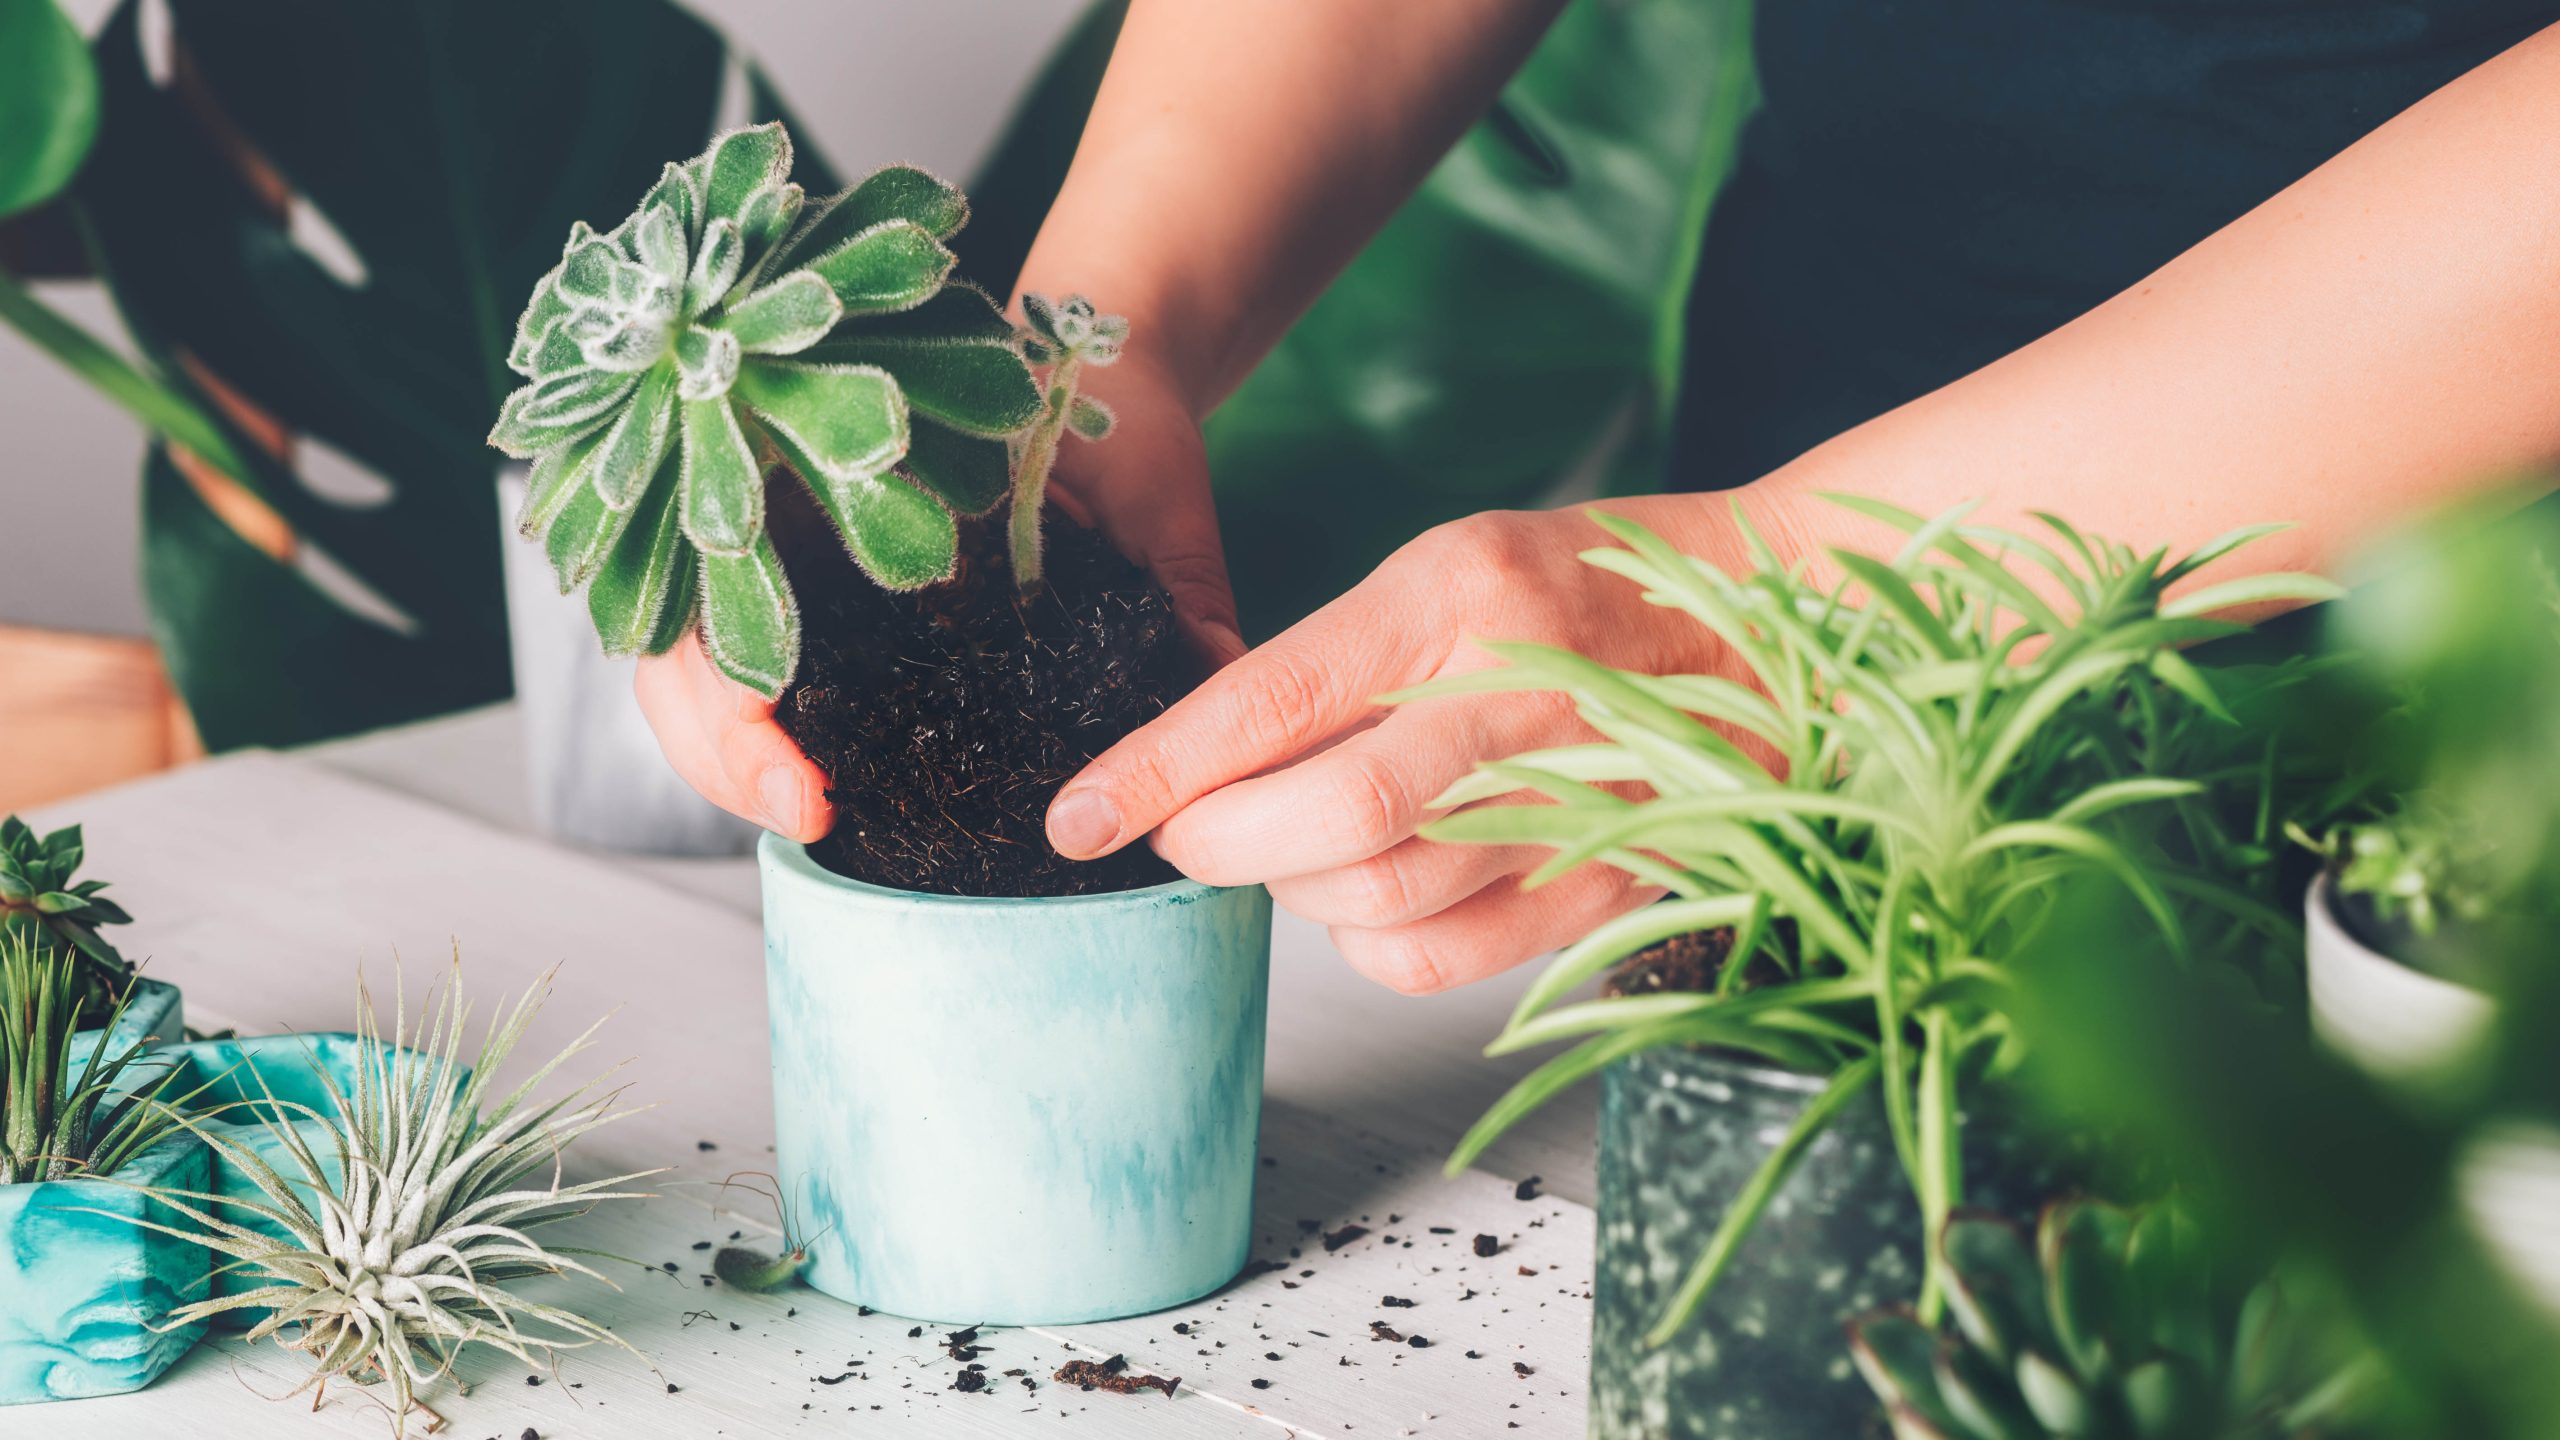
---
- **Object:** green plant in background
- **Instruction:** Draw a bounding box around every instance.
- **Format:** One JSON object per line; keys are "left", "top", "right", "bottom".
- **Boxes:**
{"left": 2304, "top": 803, "right": 2498, "bottom": 941}
{"left": 970, "top": 0, "right": 1759, "bottom": 636}
{"left": 1, "top": 930, "right": 190, "bottom": 1184}
{"left": 129, "top": 968, "right": 652, "bottom": 1430}
{"left": 1849, "top": 1199, "right": 2372, "bottom": 1439}
{"left": 1423, "top": 498, "right": 2338, "bottom": 1340}
{"left": 0, "top": 0, "right": 841, "bottom": 749}
{"left": 494, "top": 120, "right": 1041, "bottom": 696}
{"left": 1007, "top": 292, "right": 1125, "bottom": 587}
{"left": 0, "top": 815, "right": 135, "bottom": 1005}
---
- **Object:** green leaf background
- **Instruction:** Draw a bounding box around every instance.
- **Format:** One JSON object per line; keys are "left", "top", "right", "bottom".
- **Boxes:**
{"left": 969, "top": 0, "right": 1756, "bottom": 636}
{"left": 73, "top": 0, "right": 834, "bottom": 748}
{"left": 0, "top": 0, "right": 98, "bottom": 220}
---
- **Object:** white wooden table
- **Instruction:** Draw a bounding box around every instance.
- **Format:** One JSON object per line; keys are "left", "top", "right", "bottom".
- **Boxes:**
{"left": 28, "top": 705, "right": 1601, "bottom": 1439}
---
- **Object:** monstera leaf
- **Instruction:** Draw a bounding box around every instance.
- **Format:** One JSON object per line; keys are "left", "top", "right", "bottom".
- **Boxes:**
{"left": 74, "top": 0, "right": 831, "bottom": 749}
{"left": 969, "top": 0, "right": 1756, "bottom": 635}
{"left": 0, "top": 0, "right": 96, "bottom": 220}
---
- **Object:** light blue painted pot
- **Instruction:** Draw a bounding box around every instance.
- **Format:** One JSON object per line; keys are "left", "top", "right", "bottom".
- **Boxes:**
{"left": 759, "top": 834, "right": 1273, "bottom": 1325}
{"left": 0, "top": 1135, "right": 212, "bottom": 1405}
{"left": 160, "top": 1035, "right": 389, "bottom": 1328}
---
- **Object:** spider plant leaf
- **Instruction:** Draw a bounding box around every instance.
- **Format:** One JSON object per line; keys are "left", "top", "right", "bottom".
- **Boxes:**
{"left": 1430, "top": 745, "right": 1645, "bottom": 808}
{"left": 2161, "top": 571, "right": 2346, "bottom": 619}
{"left": 1501, "top": 893, "right": 1767, "bottom": 1032}
{"left": 2161, "top": 521, "right": 2290, "bottom": 582}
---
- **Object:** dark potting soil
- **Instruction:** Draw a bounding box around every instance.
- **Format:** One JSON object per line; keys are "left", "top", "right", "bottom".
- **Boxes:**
{"left": 775, "top": 512, "right": 1186, "bottom": 898}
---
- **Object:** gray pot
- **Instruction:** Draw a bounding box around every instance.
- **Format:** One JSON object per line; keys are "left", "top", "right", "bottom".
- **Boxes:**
{"left": 1592, "top": 1046, "right": 2063, "bottom": 1440}
{"left": 496, "top": 471, "right": 755, "bottom": 856}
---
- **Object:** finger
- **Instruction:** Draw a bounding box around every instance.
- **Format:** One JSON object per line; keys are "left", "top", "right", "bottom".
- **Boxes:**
{"left": 1331, "top": 861, "right": 1662, "bottom": 997}
{"left": 1150, "top": 687, "right": 1575, "bottom": 885}
{"left": 1266, "top": 834, "right": 1539, "bottom": 930}
{"left": 1053, "top": 435, "right": 1244, "bottom": 669}
{"left": 1047, "top": 575, "right": 1440, "bottom": 860}
{"left": 637, "top": 631, "right": 834, "bottom": 842}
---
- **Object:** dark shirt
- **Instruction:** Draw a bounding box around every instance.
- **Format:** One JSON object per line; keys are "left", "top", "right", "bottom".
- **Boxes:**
{"left": 1673, "top": 0, "right": 2557, "bottom": 492}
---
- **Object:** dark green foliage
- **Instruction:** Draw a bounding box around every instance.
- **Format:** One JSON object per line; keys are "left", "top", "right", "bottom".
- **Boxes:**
{"left": 1, "top": 931, "right": 188, "bottom": 1184}
{"left": 0, "top": 815, "right": 132, "bottom": 1005}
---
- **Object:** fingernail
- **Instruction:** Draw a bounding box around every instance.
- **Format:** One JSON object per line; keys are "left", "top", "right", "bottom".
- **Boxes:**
{"left": 1203, "top": 621, "right": 1248, "bottom": 667}
{"left": 759, "top": 764, "right": 805, "bottom": 835}
{"left": 1048, "top": 786, "right": 1122, "bottom": 858}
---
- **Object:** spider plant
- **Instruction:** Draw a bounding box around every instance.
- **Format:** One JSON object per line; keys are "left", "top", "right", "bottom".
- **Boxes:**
{"left": 122, "top": 966, "right": 655, "bottom": 1432}
{"left": 2, "top": 929, "right": 190, "bottom": 1184}
{"left": 1419, "top": 496, "right": 2338, "bottom": 1342}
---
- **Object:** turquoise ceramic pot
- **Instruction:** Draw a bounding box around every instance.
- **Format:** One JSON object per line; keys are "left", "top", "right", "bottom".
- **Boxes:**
{"left": 758, "top": 834, "right": 1273, "bottom": 1325}
{"left": 161, "top": 1035, "right": 379, "bottom": 1327}
{"left": 0, "top": 1135, "right": 212, "bottom": 1405}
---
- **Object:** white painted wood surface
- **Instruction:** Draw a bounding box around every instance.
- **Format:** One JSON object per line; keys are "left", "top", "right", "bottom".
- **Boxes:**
{"left": 24, "top": 711, "right": 1605, "bottom": 1437}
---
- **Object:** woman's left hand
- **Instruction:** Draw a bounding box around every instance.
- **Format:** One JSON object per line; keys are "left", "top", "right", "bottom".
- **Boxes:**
{"left": 1045, "top": 493, "right": 1797, "bottom": 994}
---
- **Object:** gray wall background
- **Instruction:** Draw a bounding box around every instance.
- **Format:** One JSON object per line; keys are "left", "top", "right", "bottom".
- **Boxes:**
{"left": 0, "top": 0, "right": 1087, "bottom": 639}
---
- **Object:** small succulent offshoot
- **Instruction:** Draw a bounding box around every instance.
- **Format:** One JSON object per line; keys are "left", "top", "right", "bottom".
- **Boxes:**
{"left": 1848, "top": 1199, "right": 2373, "bottom": 1440}
{"left": 492, "top": 120, "right": 1046, "bottom": 698}
{"left": 0, "top": 815, "right": 135, "bottom": 1007}
{"left": 710, "top": 1170, "right": 834, "bottom": 1293}
{"left": 2, "top": 930, "right": 191, "bottom": 1184}
{"left": 125, "top": 965, "right": 656, "bottom": 1434}
{"left": 1007, "top": 293, "right": 1127, "bottom": 589}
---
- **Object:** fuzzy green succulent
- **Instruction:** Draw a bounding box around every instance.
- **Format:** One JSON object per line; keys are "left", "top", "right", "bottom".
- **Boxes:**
{"left": 1849, "top": 1200, "right": 2372, "bottom": 1439}
{"left": 0, "top": 815, "right": 134, "bottom": 1001}
{"left": 1006, "top": 292, "right": 1126, "bottom": 588}
{"left": 2, "top": 929, "right": 189, "bottom": 1184}
{"left": 491, "top": 121, "right": 1044, "bottom": 696}
{"left": 130, "top": 968, "right": 652, "bottom": 1431}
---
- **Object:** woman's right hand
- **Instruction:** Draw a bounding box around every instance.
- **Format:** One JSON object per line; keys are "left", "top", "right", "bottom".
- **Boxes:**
{"left": 633, "top": 344, "right": 1240, "bottom": 839}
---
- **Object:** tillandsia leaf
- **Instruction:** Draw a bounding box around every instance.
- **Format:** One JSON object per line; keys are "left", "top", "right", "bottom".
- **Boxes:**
{"left": 0, "top": 930, "right": 189, "bottom": 1183}
{"left": 124, "top": 962, "right": 656, "bottom": 1435}
{"left": 492, "top": 121, "right": 1043, "bottom": 681}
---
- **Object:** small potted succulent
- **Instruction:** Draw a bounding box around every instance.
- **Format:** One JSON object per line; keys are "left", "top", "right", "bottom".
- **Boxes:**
{"left": 0, "top": 933, "right": 208, "bottom": 1405}
{"left": 131, "top": 969, "right": 643, "bottom": 1432}
{"left": 2297, "top": 805, "right": 2502, "bottom": 1089}
{"left": 0, "top": 817, "right": 179, "bottom": 1053}
{"left": 1848, "top": 1199, "right": 2373, "bottom": 1438}
{"left": 492, "top": 123, "right": 1271, "bottom": 1325}
{"left": 1414, "top": 500, "right": 2335, "bottom": 1436}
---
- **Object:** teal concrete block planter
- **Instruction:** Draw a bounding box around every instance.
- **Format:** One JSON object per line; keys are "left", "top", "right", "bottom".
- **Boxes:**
{"left": 0, "top": 1135, "right": 212, "bottom": 1405}
{"left": 160, "top": 1035, "right": 382, "bottom": 1328}
{"left": 1590, "top": 1047, "right": 2066, "bottom": 1440}
{"left": 71, "top": 977, "right": 183, "bottom": 1060}
{"left": 758, "top": 834, "right": 1273, "bottom": 1325}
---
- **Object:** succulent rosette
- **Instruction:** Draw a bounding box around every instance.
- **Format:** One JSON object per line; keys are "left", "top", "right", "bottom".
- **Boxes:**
{"left": 489, "top": 122, "right": 1042, "bottom": 695}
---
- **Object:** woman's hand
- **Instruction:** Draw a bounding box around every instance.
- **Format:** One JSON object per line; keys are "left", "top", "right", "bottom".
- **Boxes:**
{"left": 1044, "top": 493, "right": 1790, "bottom": 995}
{"left": 634, "top": 349, "right": 1240, "bottom": 839}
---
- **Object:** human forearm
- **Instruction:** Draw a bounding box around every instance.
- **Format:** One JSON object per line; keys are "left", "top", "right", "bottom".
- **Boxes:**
{"left": 1013, "top": 0, "right": 1567, "bottom": 414}
{"left": 1751, "top": 22, "right": 2560, "bottom": 588}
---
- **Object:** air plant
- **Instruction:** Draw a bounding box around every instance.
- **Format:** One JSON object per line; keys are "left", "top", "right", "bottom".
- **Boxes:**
{"left": 1007, "top": 293, "right": 1126, "bottom": 588}
{"left": 125, "top": 966, "right": 655, "bottom": 1431}
{"left": 1420, "top": 497, "right": 2338, "bottom": 1341}
{"left": 1849, "top": 1199, "right": 2373, "bottom": 1439}
{"left": 2, "top": 929, "right": 190, "bottom": 1184}
{"left": 709, "top": 1170, "right": 834, "bottom": 1293}
{"left": 0, "top": 815, "right": 135, "bottom": 1006}
{"left": 491, "top": 120, "right": 1045, "bottom": 697}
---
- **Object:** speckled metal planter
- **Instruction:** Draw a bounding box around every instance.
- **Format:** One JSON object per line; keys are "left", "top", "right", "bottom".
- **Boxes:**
{"left": 759, "top": 834, "right": 1273, "bottom": 1325}
{"left": 0, "top": 1136, "right": 212, "bottom": 1405}
{"left": 1591, "top": 1047, "right": 2063, "bottom": 1440}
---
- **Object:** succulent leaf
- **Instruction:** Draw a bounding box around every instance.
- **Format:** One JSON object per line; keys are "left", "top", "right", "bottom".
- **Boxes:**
{"left": 699, "top": 537, "right": 800, "bottom": 697}
{"left": 677, "top": 396, "right": 763, "bottom": 555}
{"left": 806, "top": 219, "right": 957, "bottom": 315}
{"left": 1943, "top": 1213, "right": 2052, "bottom": 1365}
{"left": 1850, "top": 1310, "right": 1956, "bottom": 1429}
{"left": 902, "top": 420, "right": 1011, "bottom": 516}
{"left": 733, "top": 361, "right": 908, "bottom": 483}
{"left": 2014, "top": 1350, "right": 2091, "bottom": 1433}
{"left": 718, "top": 271, "right": 844, "bottom": 355}
{"left": 493, "top": 122, "right": 1047, "bottom": 688}
{"left": 0, "top": 816, "right": 133, "bottom": 1004}
{"left": 1066, "top": 393, "right": 1116, "bottom": 442}
{"left": 589, "top": 463, "right": 691, "bottom": 656}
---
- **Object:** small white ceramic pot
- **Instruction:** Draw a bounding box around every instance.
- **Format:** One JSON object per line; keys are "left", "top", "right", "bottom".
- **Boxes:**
{"left": 2304, "top": 873, "right": 2495, "bottom": 1084}
{"left": 496, "top": 471, "right": 756, "bottom": 856}
{"left": 758, "top": 834, "right": 1273, "bottom": 1324}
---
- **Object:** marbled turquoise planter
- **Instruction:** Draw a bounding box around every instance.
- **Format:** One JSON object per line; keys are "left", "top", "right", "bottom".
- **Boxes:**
{"left": 72, "top": 977, "right": 183, "bottom": 1060}
{"left": 0, "top": 1136, "right": 212, "bottom": 1405}
{"left": 161, "top": 1035, "right": 383, "bottom": 1328}
{"left": 1590, "top": 1047, "right": 2070, "bottom": 1440}
{"left": 759, "top": 835, "right": 1272, "bottom": 1325}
